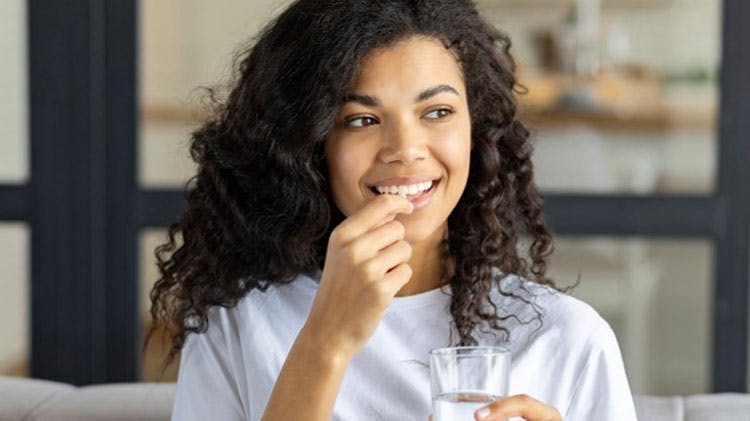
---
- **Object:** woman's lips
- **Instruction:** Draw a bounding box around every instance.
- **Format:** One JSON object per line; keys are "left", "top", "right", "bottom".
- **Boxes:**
{"left": 368, "top": 175, "right": 437, "bottom": 188}
{"left": 406, "top": 179, "right": 438, "bottom": 211}
{"left": 369, "top": 178, "right": 440, "bottom": 212}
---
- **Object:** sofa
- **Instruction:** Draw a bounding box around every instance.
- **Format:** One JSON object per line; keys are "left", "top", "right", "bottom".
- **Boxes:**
{"left": 1, "top": 376, "right": 750, "bottom": 420}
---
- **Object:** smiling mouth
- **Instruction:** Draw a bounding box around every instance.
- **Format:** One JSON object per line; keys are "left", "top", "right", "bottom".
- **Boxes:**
{"left": 368, "top": 178, "right": 440, "bottom": 199}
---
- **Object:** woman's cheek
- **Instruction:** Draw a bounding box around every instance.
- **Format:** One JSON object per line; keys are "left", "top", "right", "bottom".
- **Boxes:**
{"left": 327, "top": 137, "right": 379, "bottom": 216}
{"left": 438, "top": 132, "right": 471, "bottom": 169}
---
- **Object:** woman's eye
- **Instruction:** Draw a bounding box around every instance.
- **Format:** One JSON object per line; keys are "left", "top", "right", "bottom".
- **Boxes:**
{"left": 345, "top": 116, "right": 378, "bottom": 128}
{"left": 424, "top": 108, "right": 453, "bottom": 120}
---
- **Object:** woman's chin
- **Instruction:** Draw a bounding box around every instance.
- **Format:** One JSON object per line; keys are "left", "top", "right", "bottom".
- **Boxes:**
{"left": 402, "top": 223, "right": 445, "bottom": 247}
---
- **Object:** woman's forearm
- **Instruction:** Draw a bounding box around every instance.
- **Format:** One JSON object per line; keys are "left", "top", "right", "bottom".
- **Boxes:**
{"left": 262, "top": 324, "right": 353, "bottom": 420}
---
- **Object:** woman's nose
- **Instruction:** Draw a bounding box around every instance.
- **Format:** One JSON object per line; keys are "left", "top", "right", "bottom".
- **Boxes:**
{"left": 378, "top": 120, "right": 427, "bottom": 164}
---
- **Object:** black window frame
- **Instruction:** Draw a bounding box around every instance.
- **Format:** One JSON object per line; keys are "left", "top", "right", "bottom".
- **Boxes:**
{"left": 0, "top": 0, "right": 743, "bottom": 390}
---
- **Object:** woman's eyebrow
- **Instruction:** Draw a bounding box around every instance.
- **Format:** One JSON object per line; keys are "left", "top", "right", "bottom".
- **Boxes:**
{"left": 342, "top": 93, "right": 380, "bottom": 107}
{"left": 342, "top": 84, "right": 460, "bottom": 107}
{"left": 415, "top": 84, "right": 460, "bottom": 102}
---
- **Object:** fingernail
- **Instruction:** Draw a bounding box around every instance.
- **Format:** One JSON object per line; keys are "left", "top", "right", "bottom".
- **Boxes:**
{"left": 475, "top": 407, "right": 490, "bottom": 419}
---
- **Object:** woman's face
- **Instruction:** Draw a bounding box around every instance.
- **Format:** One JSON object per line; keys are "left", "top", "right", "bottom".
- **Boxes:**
{"left": 325, "top": 36, "right": 472, "bottom": 245}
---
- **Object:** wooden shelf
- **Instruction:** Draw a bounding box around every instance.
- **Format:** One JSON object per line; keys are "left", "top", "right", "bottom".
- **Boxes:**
{"left": 141, "top": 103, "right": 208, "bottom": 124}
{"left": 517, "top": 70, "right": 715, "bottom": 131}
{"left": 475, "top": 0, "right": 682, "bottom": 10}
{"left": 520, "top": 105, "right": 715, "bottom": 132}
{"left": 141, "top": 100, "right": 715, "bottom": 132}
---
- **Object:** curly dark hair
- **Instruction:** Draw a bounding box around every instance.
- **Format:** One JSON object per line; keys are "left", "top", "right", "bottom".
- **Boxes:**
{"left": 148, "top": 0, "right": 572, "bottom": 367}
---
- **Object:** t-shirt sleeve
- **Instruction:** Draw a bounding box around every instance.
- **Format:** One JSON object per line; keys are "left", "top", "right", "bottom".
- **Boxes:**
{"left": 563, "top": 321, "right": 638, "bottom": 420}
{"left": 171, "top": 322, "right": 246, "bottom": 421}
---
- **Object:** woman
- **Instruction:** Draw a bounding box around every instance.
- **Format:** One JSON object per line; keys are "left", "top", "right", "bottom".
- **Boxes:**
{"left": 148, "top": 1, "right": 638, "bottom": 419}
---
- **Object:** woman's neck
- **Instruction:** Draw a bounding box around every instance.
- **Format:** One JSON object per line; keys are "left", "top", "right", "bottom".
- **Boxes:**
{"left": 395, "top": 225, "right": 449, "bottom": 297}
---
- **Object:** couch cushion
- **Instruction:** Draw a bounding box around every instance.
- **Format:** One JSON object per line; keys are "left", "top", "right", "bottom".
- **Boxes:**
{"left": 685, "top": 393, "right": 750, "bottom": 421}
{"left": 30, "top": 383, "right": 175, "bottom": 421}
{"left": 633, "top": 395, "right": 683, "bottom": 421}
{"left": 0, "top": 375, "right": 75, "bottom": 420}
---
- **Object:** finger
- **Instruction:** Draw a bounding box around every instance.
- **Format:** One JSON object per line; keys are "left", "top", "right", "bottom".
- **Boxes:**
{"left": 347, "top": 220, "right": 406, "bottom": 262}
{"left": 335, "top": 195, "right": 413, "bottom": 244}
{"left": 475, "top": 394, "right": 562, "bottom": 421}
{"left": 371, "top": 211, "right": 398, "bottom": 231}
{"left": 380, "top": 262, "right": 412, "bottom": 295}
{"left": 367, "top": 240, "right": 411, "bottom": 275}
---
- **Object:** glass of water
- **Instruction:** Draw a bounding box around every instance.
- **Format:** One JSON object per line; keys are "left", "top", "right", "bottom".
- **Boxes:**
{"left": 429, "top": 346, "right": 510, "bottom": 421}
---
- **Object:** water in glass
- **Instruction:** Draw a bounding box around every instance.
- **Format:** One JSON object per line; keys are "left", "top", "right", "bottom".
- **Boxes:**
{"left": 432, "top": 391, "right": 503, "bottom": 421}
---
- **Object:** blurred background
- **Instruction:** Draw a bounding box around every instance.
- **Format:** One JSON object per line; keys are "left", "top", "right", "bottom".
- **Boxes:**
{"left": 1, "top": 0, "right": 748, "bottom": 397}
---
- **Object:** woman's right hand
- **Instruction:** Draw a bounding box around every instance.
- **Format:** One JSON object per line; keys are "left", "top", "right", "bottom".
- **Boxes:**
{"left": 303, "top": 194, "right": 415, "bottom": 358}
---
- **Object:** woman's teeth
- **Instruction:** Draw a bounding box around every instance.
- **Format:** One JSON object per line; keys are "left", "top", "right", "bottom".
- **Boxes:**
{"left": 375, "top": 180, "right": 433, "bottom": 195}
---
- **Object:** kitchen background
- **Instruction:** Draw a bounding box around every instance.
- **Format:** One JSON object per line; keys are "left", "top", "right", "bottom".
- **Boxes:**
{"left": 0, "top": 0, "right": 729, "bottom": 395}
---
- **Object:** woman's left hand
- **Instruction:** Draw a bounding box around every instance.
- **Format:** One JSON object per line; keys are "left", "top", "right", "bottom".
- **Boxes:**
{"left": 428, "top": 394, "right": 562, "bottom": 421}
{"left": 473, "top": 394, "right": 562, "bottom": 420}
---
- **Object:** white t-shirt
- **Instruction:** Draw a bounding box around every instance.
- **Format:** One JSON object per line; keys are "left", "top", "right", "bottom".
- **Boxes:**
{"left": 172, "top": 271, "right": 637, "bottom": 420}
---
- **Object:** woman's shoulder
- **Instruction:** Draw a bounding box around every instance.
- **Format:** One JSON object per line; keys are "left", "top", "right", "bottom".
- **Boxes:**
{"left": 490, "top": 272, "right": 611, "bottom": 350}
{"left": 202, "top": 272, "right": 318, "bottom": 332}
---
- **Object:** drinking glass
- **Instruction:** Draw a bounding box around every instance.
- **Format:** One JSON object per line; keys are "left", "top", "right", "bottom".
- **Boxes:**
{"left": 429, "top": 346, "right": 510, "bottom": 421}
